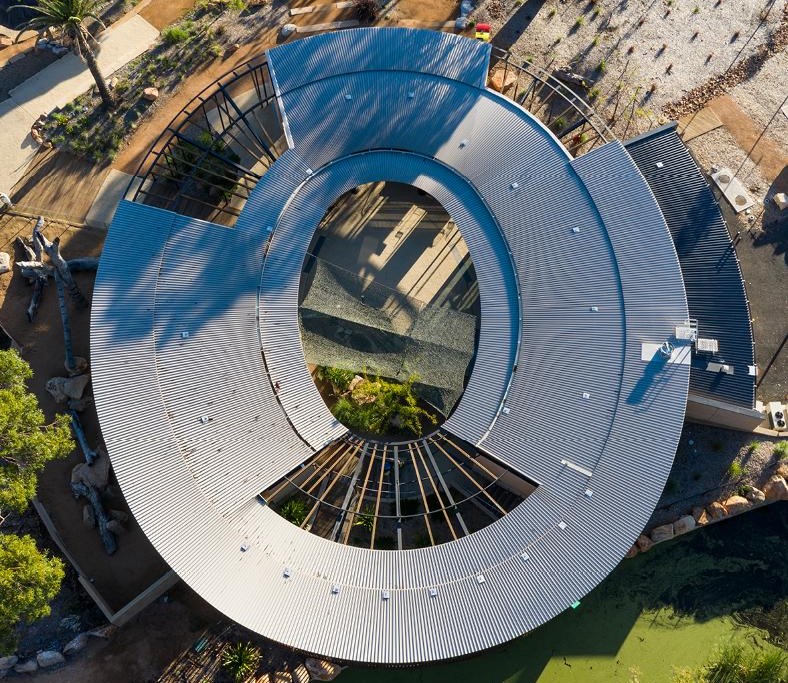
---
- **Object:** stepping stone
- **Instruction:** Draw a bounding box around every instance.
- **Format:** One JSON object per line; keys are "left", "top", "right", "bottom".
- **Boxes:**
{"left": 290, "top": 2, "right": 353, "bottom": 15}
{"left": 295, "top": 19, "right": 359, "bottom": 33}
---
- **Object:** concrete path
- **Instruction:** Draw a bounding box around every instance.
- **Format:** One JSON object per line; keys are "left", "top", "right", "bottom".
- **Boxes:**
{"left": 0, "top": 14, "right": 159, "bottom": 193}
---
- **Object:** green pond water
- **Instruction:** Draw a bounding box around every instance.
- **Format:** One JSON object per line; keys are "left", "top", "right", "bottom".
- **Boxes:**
{"left": 340, "top": 503, "right": 787, "bottom": 683}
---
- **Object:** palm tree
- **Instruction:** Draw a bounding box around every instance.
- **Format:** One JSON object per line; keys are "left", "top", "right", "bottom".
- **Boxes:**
{"left": 14, "top": 0, "right": 115, "bottom": 109}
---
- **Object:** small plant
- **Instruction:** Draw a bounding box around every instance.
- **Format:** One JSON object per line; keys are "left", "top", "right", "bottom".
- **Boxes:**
{"left": 353, "top": 506, "right": 375, "bottom": 531}
{"left": 747, "top": 439, "right": 759, "bottom": 454}
{"left": 51, "top": 112, "right": 70, "bottom": 125}
{"left": 727, "top": 461, "right": 743, "bottom": 478}
{"left": 774, "top": 440, "right": 788, "bottom": 460}
{"left": 592, "top": 35, "right": 600, "bottom": 46}
{"left": 221, "top": 642, "right": 261, "bottom": 683}
{"left": 592, "top": 6, "right": 600, "bottom": 18}
{"left": 353, "top": 0, "right": 378, "bottom": 21}
{"left": 316, "top": 366, "right": 355, "bottom": 394}
{"left": 547, "top": 7, "right": 556, "bottom": 18}
{"left": 596, "top": 59, "right": 607, "bottom": 73}
{"left": 280, "top": 498, "right": 308, "bottom": 526}
{"left": 574, "top": 16, "right": 584, "bottom": 28}
{"left": 588, "top": 86, "right": 601, "bottom": 100}
{"left": 693, "top": 5, "right": 700, "bottom": 13}
{"left": 553, "top": 116, "right": 566, "bottom": 131}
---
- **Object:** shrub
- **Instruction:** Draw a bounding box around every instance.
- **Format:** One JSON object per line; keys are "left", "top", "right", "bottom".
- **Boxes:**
{"left": 574, "top": 16, "right": 584, "bottom": 28}
{"left": 221, "top": 642, "right": 261, "bottom": 683}
{"left": 353, "top": 0, "right": 378, "bottom": 21}
{"left": 162, "top": 25, "right": 191, "bottom": 44}
{"left": 280, "top": 498, "right": 308, "bottom": 526}
{"left": 774, "top": 441, "right": 788, "bottom": 460}
{"left": 727, "top": 461, "right": 743, "bottom": 478}
{"left": 316, "top": 366, "right": 355, "bottom": 393}
{"left": 597, "top": 59, "right": 607, "bottom": 73}
{"left": 331, "top": 374, "right": 437, "bottom": 437}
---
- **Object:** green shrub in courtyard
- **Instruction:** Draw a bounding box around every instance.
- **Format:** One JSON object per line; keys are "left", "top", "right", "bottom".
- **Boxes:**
{"left": 221, "top": 641, "right": 261, "bottom": 683}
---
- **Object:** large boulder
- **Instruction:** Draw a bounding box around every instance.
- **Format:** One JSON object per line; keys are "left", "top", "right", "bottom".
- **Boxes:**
{"left": 488, "top": 68, "right": 517, "bottom": 93}
{"left": 63, "top": 632, "right": 89, "bottom": 655}
{"left": 14, "top": 660, "right": 37, "bottom": 674}
{"left": 635, "top": 534, "right": 653, "bottom": 552}
{"left": 71, "top": 455, "right": 110, "bottom": 489}
{"left": 775, "top": 462, "right": 788, "bottom": 479}
{"left": 305, "top": 658, "right": 343, "bottom": 681}
{"left": 36, "top": 651, "right": 65, "bottom": 668}
{"left": 142, "top": 87, "right": 159, "bottom": 101}
{"left": 692, "top": 506, "right": 710, "bottom": 526}
{"left": 723, "top": 495, "right": 750, "bottom": 515}
{"left": 0, "top": 252, "right": 10, "bottom": 275}
{"left": 106, "top": 519, "right": 125, "bottom": 535}
{"left": 281, "top": 23, "right": 296, "bottom": 37}
{"left": 745, "top": 487, "right": 766, "bottom": 504}
{"left": 707, "top": 501, "right": 727, "bottom": 520}
{"left": 650, "top": 523, "right": 674, "bottom": 544}
{"left": 673, "top": 515, "right": 696, "bottom": 535}
{"left": 46, "top": 374, "right": 90, "bottom": 403}
{"left": 0, "top": 656, "right": 18, "bottom": 672}
{"left": 764, "top": 475, "right": 788, "bottom": 501}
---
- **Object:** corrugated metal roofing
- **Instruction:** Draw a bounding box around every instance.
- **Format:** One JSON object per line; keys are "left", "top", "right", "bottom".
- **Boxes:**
{"left": 92, "top": 28, "right": 690, "bottom": 665}
{"left": 625, "top": 124, "right": 755, "bottom": 409}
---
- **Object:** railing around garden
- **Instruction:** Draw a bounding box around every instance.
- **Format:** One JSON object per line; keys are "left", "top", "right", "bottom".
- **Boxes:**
{"left": 128, "top": 43, "right": 614, "bottom": 227}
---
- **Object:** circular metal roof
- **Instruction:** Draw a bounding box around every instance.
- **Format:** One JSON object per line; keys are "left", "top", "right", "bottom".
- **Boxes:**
{"left": 91, "top": 28, "right": 689, "bottom": 664}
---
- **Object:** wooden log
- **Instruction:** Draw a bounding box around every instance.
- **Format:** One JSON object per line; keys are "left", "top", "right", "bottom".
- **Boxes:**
{"left": 69, "top": 409, "right": 97, "bottom": 465}
{"left": 17, "top": 258, "right": 99, "bottom": 279}
{"left": 14, "top": 236, "right": 37, "bottom": 261}
{"left": 27, "top": 275, "right": 46, "bottom": 323}
{"left": 33, "top": 217, "right": 88, "bottom": 308}
{"left": 54, "top": 270, "right": 79, "bottom": 376}
{"left": 70, "top": 481, "right": 117, "bottom": 555}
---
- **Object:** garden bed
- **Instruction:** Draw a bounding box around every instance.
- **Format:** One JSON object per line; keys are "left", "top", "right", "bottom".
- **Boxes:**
{"left": 39, "top": 0, "right": 265, "bottom": 163}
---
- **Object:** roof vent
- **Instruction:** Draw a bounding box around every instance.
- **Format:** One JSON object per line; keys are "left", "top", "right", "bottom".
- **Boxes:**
{"left": 180, "top": 331, "right": 189, "bottom": 339}
{"left": 582, "top": 392, "right": 591, "bottom": 400}
{"left": 510, "top": 182, "right": 519, "bottom": 190}
{"left": 502, "top": 406, "right": 511, "bottom": 415}
{"left": 590, "top": 306, "right": 599, "bottom": 312}
{"left": 331, "top": 585, "right": 340, "bottom": 595}
{"left": 584, "top": 489, "right": 593, "bottom": 498}
{"left": 199, "top": 416, "right": 210, "bottom": 424}
{"left": 572, "top": 227, "right": 581, "bottom": 233}
{"left": 558, "top": 521, "right": 568, "bottom": 530}
{"left": 429, "top": 588, "right": 438, "bottom": 598}
{"left": 459, "top": 138, "right": 469, "bottom": 148}
{"left": 382, "top": 590, "right": 390, "bottom": 601}
{"left": 344, "top": 93, "right": 352, "bottom": 101}
{"left": 240, "top": 543, "right": 249, "bottom": 552}
{"left": 476, "top": 574, "right": 486, "bottom": 584}
{"left": 520, "top": 552, "right": 530, "bottom": 561}
{"left": 283, "top": 567, "right": 291, "bottom": 578}
{"left": 407, "top": 91, "right": 415, "bottom": 99}
{"left": 655, "top": 162, "right": 664, "bottom": 169}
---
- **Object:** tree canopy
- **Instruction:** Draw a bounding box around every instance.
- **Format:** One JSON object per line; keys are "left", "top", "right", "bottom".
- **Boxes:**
{"left": 0, "top": 349, "right": 72, "bottom": 653}
{"left": 0, "top": 534, "right": 65, "bottom": 654}
{"left": 0, "top": 349, "right": 74, "bottom": 517}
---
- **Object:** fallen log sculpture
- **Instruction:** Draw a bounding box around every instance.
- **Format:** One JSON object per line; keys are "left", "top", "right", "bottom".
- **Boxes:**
{"left": 70, "top": 481, "right": 117, "bottom": 555}
{"left": 54, "top": 270, "right": 86, "bottom": 376}
{"left": 69, "top": 409, "right": 98, "bottom": 465}
{"left": 33, "top": 217, "right": 88, "bottom": 308}
{"left": 15, "top": 216, "right": 99, "bottom": 322}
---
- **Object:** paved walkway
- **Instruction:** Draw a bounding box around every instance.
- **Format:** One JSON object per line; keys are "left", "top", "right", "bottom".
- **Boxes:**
{"left": 0, "top": 14, "right": 159, "bottom": 193}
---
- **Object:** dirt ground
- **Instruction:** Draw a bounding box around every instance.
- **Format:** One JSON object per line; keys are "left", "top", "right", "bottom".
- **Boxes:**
{"left": 31, "top": 584, "right": 223, "bottom": 683}
{"left": 0, "top": 213, "right": 169, "bottom": 611}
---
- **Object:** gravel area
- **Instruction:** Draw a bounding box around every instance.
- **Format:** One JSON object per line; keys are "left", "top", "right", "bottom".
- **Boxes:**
{"left": 649, "top": 423, "right": 786, "bottom": 527}
{"left": 728, "top": 48, "right": 788, "bottom": 159}
{"left": 474, "top": 0, "right": 786, "bottom": 138}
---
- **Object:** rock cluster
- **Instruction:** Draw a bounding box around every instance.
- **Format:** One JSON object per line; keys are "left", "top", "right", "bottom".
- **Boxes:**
{"left": 0, "top": 252, "right": 10, "bottom": 275}
{"left": 626, "top": 458, "right": 788, "bottom": 559}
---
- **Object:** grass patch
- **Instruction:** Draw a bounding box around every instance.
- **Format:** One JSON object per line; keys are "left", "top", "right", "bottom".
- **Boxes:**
{"left": 727, "top": 461, "right": 744, "bottom": 478}
{"left": 774, "top": 441, "right": 788, "bottom": 460}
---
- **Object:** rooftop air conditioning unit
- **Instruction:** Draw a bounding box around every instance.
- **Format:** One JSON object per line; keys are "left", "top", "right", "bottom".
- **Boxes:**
{"left": 767, "top": 402, "right": 786, "bottom": 432}
{"left": 696, "top": 338, "right": 719, "bottom": 353}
